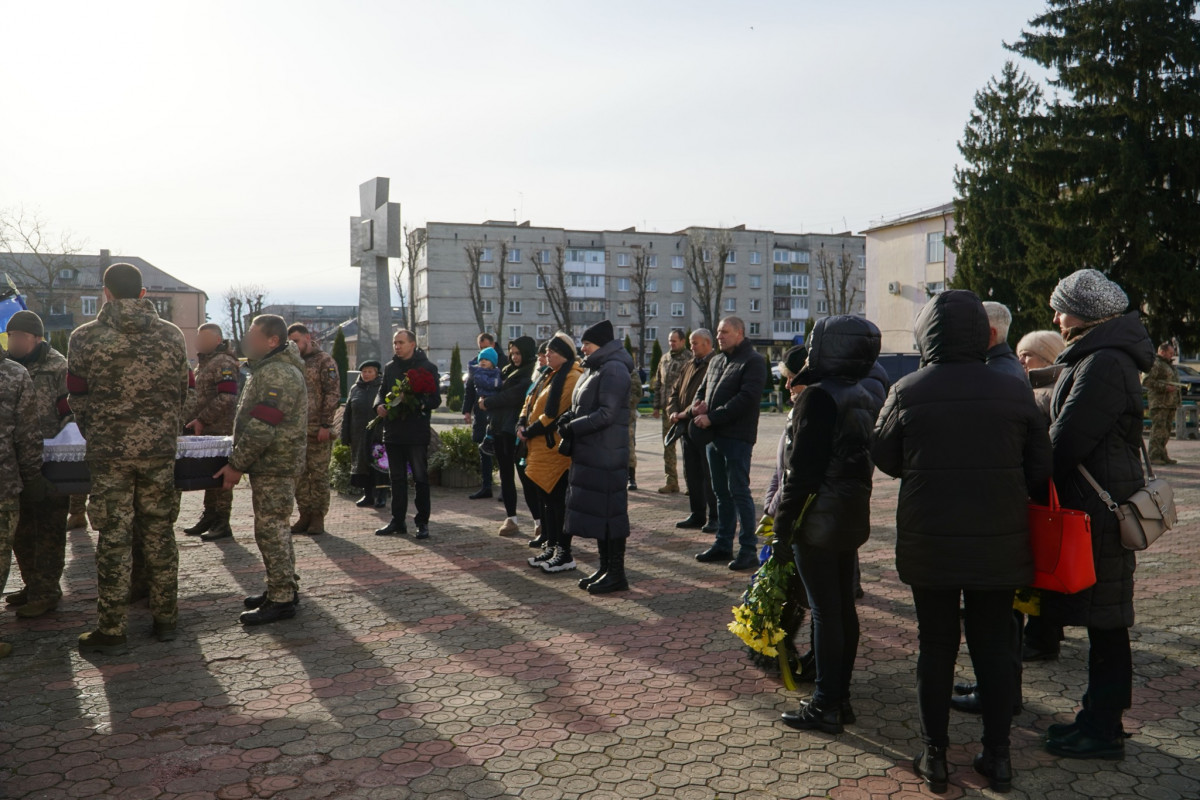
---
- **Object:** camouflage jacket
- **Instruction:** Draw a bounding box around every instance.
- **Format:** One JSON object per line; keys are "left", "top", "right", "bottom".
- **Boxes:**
{"left": 67, "top": 298, "right": 189, "bottom": 462}
{"left": 229, "top": 341, "right": 308, "bottom": 477}
{"left": 302, "top": 343, "right": 340, "bottom": 433}
{"left": 14, "top": 341, "right": 70, "bottom": 439}
{"left": 193, "top": 340, "right": 240, "bottom": 435}
{"left": 0, "top": 347, "right": 43, "bottom": 500}
{"left": 1143, "top": 354, "right": 1180, "bottom": 410}
{"left": 652, "top": 348, "right": 692, "bottom": 410}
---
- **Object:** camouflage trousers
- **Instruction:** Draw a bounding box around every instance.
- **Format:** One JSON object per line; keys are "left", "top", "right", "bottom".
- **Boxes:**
{"left": 0, "top": 497, "right": 16, "bottom": 604}
{"left": 89, "top": 458, "right": 180, "bottom": 636}
{"left": 628, "top": 410, "right": 638, "bottom": 470}
{"left": 251, "top": 473, "right": 299, "bottom": 603}
{"left": 202, "top": 487, "right": 234, "bottom": 515}
{"left": 69, "top": 494, "right": 87, "bottom": 518}
{"left": 14, "top": 491, "right": 68, "bottom": 604}
{"left": 661, "top": 415, "right": 678, "bottom": 484}
{"left": 1149, "top": 407, "right": 1176, "bottom": 460}
{"left": 295, "top": 437, "right": 332, "bottom": 516}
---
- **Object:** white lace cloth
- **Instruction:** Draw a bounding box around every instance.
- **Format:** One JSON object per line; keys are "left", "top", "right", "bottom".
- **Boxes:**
{"left": 43, "top": 425, "right": 233, "bottom": 463}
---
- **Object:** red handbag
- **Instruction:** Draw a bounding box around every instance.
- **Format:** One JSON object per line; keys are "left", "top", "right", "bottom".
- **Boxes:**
{"left": 1027, "top": 480, "right": 1096, "bottom": 594}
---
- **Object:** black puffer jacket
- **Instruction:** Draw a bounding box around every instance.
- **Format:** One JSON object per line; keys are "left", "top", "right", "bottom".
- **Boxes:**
{"left": 775, "top": 316, "right": 884, "bottom": 551}
{"left": 872, "top": 290, "right": 1053, "bottom": 590}
{"left": 564, "top": 339, "right": 634, "bottom": 540}
{"left": 481, "top": 336, "right": 537, "bottom": 437}
{"left": 1044, "top": 312, "right": 1154, "bottom": 629}
{"left": 695, "top": 338, "right": 769, "bottom": 444}
{"left": 375, "top": 348, "right": 442, "bottom": 446}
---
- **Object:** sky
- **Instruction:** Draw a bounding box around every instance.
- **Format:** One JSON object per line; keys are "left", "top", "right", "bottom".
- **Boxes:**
{"left": 0, "top": 0, "right": 1053, "bottom": 321}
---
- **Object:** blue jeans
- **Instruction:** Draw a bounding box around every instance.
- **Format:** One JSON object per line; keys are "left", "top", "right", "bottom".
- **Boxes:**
{"left": 706, "top": 436, "right": 757, "bottom": 552}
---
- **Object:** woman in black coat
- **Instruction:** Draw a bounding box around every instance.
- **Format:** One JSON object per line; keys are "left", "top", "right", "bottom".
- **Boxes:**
{"left": 872, "top": 290, "right": 1052, "bottom": 794}
{"left": 479, "top": 336, "right": 537, "bottom": 537}
{"left": 1041, "top": 269, "right": 1154, "bottom": 761}
{"left": 561, "top": 320, "right": 634, "bottom": 595}
{"left": 340, "top": 360, "right": 386, "bottom": 508}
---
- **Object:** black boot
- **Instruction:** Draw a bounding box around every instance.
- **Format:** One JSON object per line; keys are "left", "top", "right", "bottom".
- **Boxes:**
{"left": 974, "top": 745, "right": 1013, "bottom": 792}
{"left": 183, "top": 511, "right": 216, "bottom": 535}
{"left": 913, "top": 746, "right": 949, "bottom": 793}
{"left": 200, "top": 513, "right": 233, "bottom": 541}
{"left": 239, "top": 599, "right": 297, "bottom": 626}
{"left": 374, "top": 488, "right": 388, "bottom": 509}
{"left": 579, "top": 539, "right": 610, "bottom": 590}
{"left": 588, "top": 539, "right": 629, "bottom": 594}
{"left": 627, "top": 468, "right": 637, "bottom": 491}
{"left": 780, "top": 700, "right": 845, "bottom": 734}
{"left": 468, "top": 485, "right": 493, "bottom": 500}
{"left": 356, "top": 485, "right": 375, "bottom": 507}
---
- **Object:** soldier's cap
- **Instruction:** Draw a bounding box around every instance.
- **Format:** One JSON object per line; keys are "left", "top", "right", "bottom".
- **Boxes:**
{"left": 5, "top": 310, "right": 43, "bottom": 338}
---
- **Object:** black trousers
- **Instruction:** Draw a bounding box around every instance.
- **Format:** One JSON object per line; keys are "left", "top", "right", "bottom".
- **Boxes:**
{"left": 680, "top": 434, "right": 717, "bottom": 521}
{"left": 912, "top": 587, "right": 1014, "bottom": 749}
{"left": 516, "top": 461, "right": 541, "bottom": 522}
{"left": 1077, "top": 626, "right": 1132, "bottom": 740}
{"left": 384, "top": 442, "right": 430, "bottom": 527}
{"left": 794, "top": 542, "right": 859, "bottom": 708}
{"left": 493, "top": 433, "right": 520, "bottom": 517}
{"left": 535, "top": 474, "right": 569, "bottom": 548}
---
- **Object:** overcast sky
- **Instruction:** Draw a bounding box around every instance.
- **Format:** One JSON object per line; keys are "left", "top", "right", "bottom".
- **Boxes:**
{"left": 1, "top": 0, "right": 1051, "bottom": 319}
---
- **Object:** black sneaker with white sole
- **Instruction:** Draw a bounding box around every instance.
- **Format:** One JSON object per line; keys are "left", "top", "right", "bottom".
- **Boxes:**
{"left": 528, "top": 547, "right": 555, "bottom": 567}
{"left": 540, "top": 548, "right": 577, "bottom": 573}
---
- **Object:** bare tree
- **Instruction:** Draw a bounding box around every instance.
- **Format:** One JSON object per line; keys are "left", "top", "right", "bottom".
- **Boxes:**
{"left": 494, "top": 241, "right": 509, "bottom": 341}
{"left": 529, "top": 245, "right": 572, "bottom": 334}
{"left": 463, "top": 242, "right": 490, "bottom": 334}
{"left": 0, "top": 209, "right": 85, "bottom": 318}
{"left": 684, "top": 227, "right": 733, "bottom": 333}
{"left": 223, "top": 284, "right": 269, "bottom": 355}
{"left": 630, "top": 246, "right": 654, "bottom": 368}
{"left": 813, "top": 246, "right": 861, "bottom": 317}
{"left": 395, "top": 225, "right": 426, "bottom": 329}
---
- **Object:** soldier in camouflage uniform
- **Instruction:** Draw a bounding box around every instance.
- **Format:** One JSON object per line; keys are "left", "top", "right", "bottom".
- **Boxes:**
{"left": 182, "top": 323, "right": 241, "bottom": 541}
{"left": 1144, "top": 340, "right": 1181, "bottom": 465}
{"left": 68, "top": 264, "right": 190, "bottom": 656}
{"left": 215, "top": 314, "right": 307, "bottom": 626}
{"left": 651, "top": 328, "right": 692, "bottom": 494}
{"left": 4, "top": 311, "right": 72, "bottom": 618}
{"left": 287, "top": 323, "right": 339, "bottom": 536}
{"left": 0, "top": 342, "right": 48, "bottom": 658}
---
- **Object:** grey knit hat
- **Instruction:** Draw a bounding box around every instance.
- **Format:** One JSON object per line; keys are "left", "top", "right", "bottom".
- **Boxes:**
{"left": 1050, "top": 269, "right": 1129, "bottom": 321}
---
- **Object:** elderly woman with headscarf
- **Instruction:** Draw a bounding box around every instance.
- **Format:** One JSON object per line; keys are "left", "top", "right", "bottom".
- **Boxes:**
{"left": 1040, "top": 269, "right": 1153, "bottom": 762}
{"left": 340, "top": 360, "right": 387, "bottom": 509}
{"left": 1017, "top": 330, "right": 1068, "bottom": 419}
{"left": 520, "top": 333, "right": 583, "bottom": 573}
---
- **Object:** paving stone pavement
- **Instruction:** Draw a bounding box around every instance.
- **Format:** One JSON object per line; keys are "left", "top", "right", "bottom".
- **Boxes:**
{"left": 2, "top": 413, "right": 1198, "bottom": 800}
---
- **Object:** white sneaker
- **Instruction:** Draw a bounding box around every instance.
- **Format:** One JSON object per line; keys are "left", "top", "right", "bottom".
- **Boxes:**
{"left": 540, "top": 547, "right": 577, "bottom": 573}
{"left": 528, "top": 547, "right": 554, "bottom": 567}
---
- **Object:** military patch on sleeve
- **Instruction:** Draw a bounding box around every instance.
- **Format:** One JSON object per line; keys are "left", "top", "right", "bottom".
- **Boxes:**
{"left": 262, "top": 389, "right": 280, "bottom": 406}
{"left": 217, "top": 367, "right": 239, "bottom": 395}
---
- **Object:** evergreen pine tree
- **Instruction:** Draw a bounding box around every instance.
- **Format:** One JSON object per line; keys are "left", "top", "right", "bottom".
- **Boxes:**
{"left": 649, "top": 338, "right": 663, "bottom": 381}
{"left": 448, "top": 344, "right": 464, "bottom": 412}
{"left": 331, "top": 327, "right": 349, "bottom": 399}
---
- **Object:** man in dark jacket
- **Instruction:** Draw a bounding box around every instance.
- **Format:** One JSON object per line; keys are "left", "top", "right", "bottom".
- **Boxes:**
{"left": 872, "top": 290, "right": 1052, "bottom": 790}
{"left": 1042, "top": 269, "right": 1153, "bottom": 761}
{"left": 983, "top": 302, "right": 1030, "bottom": 386}
{"left": 374, "top": 329, "right": 442, "bottom": 539}
{"left": 667, "top": 329, "right": 718, "bottom": 531}
{"left": 692, "top": 317, "right": 768, "bottom": 570}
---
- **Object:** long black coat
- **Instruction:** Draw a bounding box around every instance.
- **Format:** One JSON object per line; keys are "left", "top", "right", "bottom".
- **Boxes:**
{"left": 1044, "top": 312, "right": 1154, "bottom": 630}
{"left": 872, "top": 290, "right": 1053, "bottom": 590}
{"left": 564, "top": 339, "right": 635, "bottom": 540}
{"left": 341, "top": 375, "right": 382, "bottom": 475}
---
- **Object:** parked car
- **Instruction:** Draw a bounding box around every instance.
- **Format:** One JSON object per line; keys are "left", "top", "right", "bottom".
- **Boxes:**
{"left": 1176, "top": 364, "right": 1200, "bottom": 399}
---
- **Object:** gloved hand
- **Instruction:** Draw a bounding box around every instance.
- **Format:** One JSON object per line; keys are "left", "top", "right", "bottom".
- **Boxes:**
{"left": 754, "top": 514, "right": 774, "bottom": 539}
{"left": 22, "top": 474, "right": 53, "bottom": 502}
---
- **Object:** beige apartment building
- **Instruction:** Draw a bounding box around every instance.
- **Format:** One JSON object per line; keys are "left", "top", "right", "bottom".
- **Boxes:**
{"left": 411, "top": 220, "right": 865, "bottom": 373}
{"left": 862, "top": 202, "right": 956, "bottom": 354}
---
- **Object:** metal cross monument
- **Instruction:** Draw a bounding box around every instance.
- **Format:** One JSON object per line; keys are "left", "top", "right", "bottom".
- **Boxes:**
{"left": 350, "top": 177, "right": 400, "bottom": 364}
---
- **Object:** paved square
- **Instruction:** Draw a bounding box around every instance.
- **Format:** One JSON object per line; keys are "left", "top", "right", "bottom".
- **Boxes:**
{"left": 2, "top": 414, "right": 1198, "bottom": 799}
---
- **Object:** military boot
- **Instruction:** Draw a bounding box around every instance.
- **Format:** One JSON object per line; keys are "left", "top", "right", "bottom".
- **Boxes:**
{"left": 289, "top": 512, "right": 312, "bottom": 534}
{"left": 240, "top": 599, "right": 297, "bottom": 626}
{"left": 78, "top": 630, "right": 129, "bottom": 656}
{"left": 304, "top": 515, "right": 327, "bottom": 535}
{"left": 200, "top": 513, "right": 233, "bottom": 541}
{"left": 183, "top": 511, "right": 216, "bottom": 536}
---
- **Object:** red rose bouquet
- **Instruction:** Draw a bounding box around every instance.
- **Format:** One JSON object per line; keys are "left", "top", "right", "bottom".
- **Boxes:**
{"left": 367, "top": 368, "right": 437, "bottom": 430}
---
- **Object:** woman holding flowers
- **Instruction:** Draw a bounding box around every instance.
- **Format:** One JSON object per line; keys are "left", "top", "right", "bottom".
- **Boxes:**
{"left": 374, "top": 329, "right": 441, "bottom": 539}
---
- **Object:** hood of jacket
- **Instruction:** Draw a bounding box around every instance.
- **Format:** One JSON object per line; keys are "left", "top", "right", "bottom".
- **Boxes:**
{"left": 251, "top": 340, "right": 305, "bottom": 372}
{"left": 505, "top": 336, "right": 538, "bottom": 378}
{"left": 794, "top": 315, "right": 881, "bottom": 384}
{"left": 582, "top": 338, "right": 635, "bottom": 373}
{"left": 1058, "top": 312, "right": 1154, "bottom": 373}
{"left": 99, "top": 297, "right": 160, "bottom": 335}
{"left": 915, "top": 290, "right": 989, "bottom": 365}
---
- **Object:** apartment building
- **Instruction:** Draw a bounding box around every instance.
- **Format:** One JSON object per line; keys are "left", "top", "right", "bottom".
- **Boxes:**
{"left": 412, "top": 220, "right": 865, "bottom": 373}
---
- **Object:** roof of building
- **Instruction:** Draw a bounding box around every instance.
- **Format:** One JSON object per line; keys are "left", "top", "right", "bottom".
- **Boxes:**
{"left": 0, "top": 252, "right": 205, "bottom": 296}
{"left": 860, "top": 202, "right": 956, "bottom": 234}
{"left": 259, "top": 303, "right": 359, "bottom": 320}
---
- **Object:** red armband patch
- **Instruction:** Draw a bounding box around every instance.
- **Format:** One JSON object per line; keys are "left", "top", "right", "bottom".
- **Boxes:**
{"left": 66, "top": 372, "right": 88, "bottom": 394}
{"left": 216, "top": 380, "right": 239, "bottom": 395}
{"left": 55, "top": 395, "right": 71, "bottom": 419}
{"left": 250, "top": 404, "right": 285, "bottom": 426}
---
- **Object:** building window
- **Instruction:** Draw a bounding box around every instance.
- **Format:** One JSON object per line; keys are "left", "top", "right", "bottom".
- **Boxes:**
{"left": 57, "top": 268, "right": 75, "bottom": 281}
{"left": 701, "top": 249, "right": 712, "bottom": 263}
{"left": 646, "top": 254, "right": 657, "bottom": 268}
{"left": 481, "top": 247, "right": 494, "bottom": 262}
{"left": 538, "top": 300, "right": 549, "bottom": 315}
{"left": 617, "top": 277, "right": 631, "bottom": 292}
{"left": 507, "top": 300, "right": 522, "bottom": 314}
{"left": 857, "top": 301, "right": 865, "bottom": 313}
{"left": 815, "top": 277, "right": 825, "bottom": 291}
{"left": 671, "top": 279, "right": 685, "bottom": 293}
{"left": 749, "top": 322, "right": 761, "bottom": 336}
{"left": 617, "top": 326, "right": 628, "bottom": 340}
{"left": 508, "top": 274, "right": 522, "bottom": 289}
{"left": 567, "top": 273, "right": 602, "bottom": 288}
{"left": 749, "top": 275, "right": 762, "bottom": 289}
{"left": 750, "top": 251, "right": 762, "bottom": 265}
{"left": 48, "top": 299, "right": 68, "bottom": 315}
{"left": 508, "top": 248, "right": 522, "bottom": 263}
{"left": 645, "top": 302, "right": 658, "bottom": 317}
{"left": 647, "top": 279, "right": 658, "bottom": 292}
{"left": 670, "top": 302, "right": 685, "bottom": 317}
{"left": 749, "top": 298, "right": 761, "bottom": 312}
{"left": 726, "top": 250, "right": 737, "bottom": 264}
{"left": 617, "top": 302, "right": 631, "bottom": 317}
{"left": 927, "top": 232, "right": 945, "bottom": 263}
{"left": 539, "top": 249, "right": 551, "bottom": 264}
{"left": 480, "top": 300, "right": 493, "bottom": 314}
{"left": 775, "top": 249, "right": 810, "bottom": 264}
{"left": 724, "top": 274, "right": 736, "bottom": 288}
{"left": 536, "top": 275, "right": 546, "bottom": 290}
{"left": 773, "top": 249, "right": 789, "bottom": 264}
{"left": 149, "top": 297, "right": 172, "bottom": 320}
{"left": 926, "top": 281, "right": 946, "bottom": 295}
{"left": 671, "top": 255, "right": 684, "bottom": 269}
{"left": 509, "top": 325, "right": 523, "bottom": 339}
{"left": 857, "top": 255, "right": 866, "bottom": 269}
{"left": 645, "top": 326, "right": 658, "bottom": 341}
{"left": 80, "top": 296, "right": 98, "bottom": 316}
{"left": 816, "top": 299, "right": 828, "bottom": 314}
{"left": 536, "top": 324, "right": 553, "bottom": 338}
{"left": 773, "top": 319, "right": 805, "bottom": 336}
{"left": 724, "top": 298, "right": 736, "bottom": 312}
{"left": 479, "top": 273, "right": 494, "bottom": 288}
{"left": 775, "top": 273, "right": 809, "bottom": 295}
{"left": 857, "top": 278, "right": 866, "bottom": 291}
{"left": 616, "top": 252, "right": 631, "bottom": 267}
